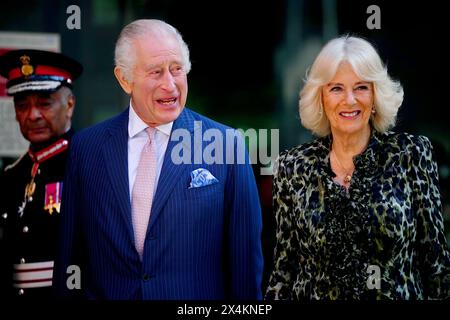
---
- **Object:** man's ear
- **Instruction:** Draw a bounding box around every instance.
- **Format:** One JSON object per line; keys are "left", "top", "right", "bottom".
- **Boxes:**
{"left": 114, "top": 67, "right": 132, "bottom": 95}
{"left": 66, "top": 93, "right": 75, "bottom": 119}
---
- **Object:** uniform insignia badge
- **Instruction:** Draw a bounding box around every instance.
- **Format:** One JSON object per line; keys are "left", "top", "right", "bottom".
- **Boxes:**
{"left": 18, "top": 200, "right": 26, "bottom": 217}
{"left": 19, "top": 55, "right": 34, "bottom": 77}
{"left": 44, "top": 182, "right": 63, "bottom": 215}
{"left": 25, "top": 181, "right": 36, "bottom": 200}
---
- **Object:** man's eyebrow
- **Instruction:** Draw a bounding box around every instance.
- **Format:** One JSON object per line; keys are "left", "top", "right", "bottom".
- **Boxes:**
{"left": 171, "top": 59, "right": 184, "bottom": 65}
{"left": 14, "top": 93, "right": 52, "bottom": 102}
{"left": 144, "top": 63, "right": 160, "bottom": 70}
{"left": 38, "top": 93, "right": 52, "bottom": 98}
{"left": 145, "top": 60, "right": 184, "bottom": 69}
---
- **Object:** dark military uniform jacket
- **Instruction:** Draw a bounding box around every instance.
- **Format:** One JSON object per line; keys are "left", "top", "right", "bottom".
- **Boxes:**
{"left": 0, "top": 129, "right": 73, "bottom": 299}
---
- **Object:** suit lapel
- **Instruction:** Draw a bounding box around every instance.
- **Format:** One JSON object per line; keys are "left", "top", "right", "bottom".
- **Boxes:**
{"left": 102, "top": 108, "right": 134, "bottom": 239}
{"left": 148, "top": 108, "right": 195, "bottom": 230}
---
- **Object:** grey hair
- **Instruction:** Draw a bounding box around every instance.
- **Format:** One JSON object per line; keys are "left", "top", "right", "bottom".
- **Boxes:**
{"left": 114, "top": 19, "right": 191, "bottom": 81}
{"left": 299, "top": 35, "right": 404, "bottom": 136}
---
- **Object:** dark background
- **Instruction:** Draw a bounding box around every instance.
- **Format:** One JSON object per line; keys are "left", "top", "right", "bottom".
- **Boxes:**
{"left": 1, "top": 0, "right": 449, "bottom": 292}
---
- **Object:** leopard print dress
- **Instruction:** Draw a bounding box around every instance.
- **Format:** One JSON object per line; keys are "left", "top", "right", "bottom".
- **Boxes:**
{"left": 265, "top": 130, "right": 450, "bottom": 300}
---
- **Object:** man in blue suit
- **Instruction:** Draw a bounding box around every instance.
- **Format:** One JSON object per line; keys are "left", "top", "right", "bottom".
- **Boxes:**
{"left": 54, "top": 19, "right": 263, "bottom": 300}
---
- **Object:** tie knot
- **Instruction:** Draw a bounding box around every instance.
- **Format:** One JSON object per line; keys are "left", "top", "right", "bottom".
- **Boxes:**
{"left": 146, "top": 127, "right": 156, "bottom": 142}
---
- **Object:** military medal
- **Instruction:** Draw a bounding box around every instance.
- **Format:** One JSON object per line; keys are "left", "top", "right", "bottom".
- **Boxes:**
{"left": 25, "top": 181, "right": 36, "bottom": 201}
{"left": 24, "top": 162, "right": 39, "bottom": 201}
{"left": 19, "top": 139, "right": 69, "bottom": 217}
{"left": 44, "top": 182, "right": 62, "bottom": 215}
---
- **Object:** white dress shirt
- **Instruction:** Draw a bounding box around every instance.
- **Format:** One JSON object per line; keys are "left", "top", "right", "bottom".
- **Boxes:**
{"left": 128, "top": 102, "right": 173, "bottom": 201}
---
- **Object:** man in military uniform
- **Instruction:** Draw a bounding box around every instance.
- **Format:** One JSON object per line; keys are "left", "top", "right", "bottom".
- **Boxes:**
{"left": 0, "top": 49, "right": 82, "bottom": 299}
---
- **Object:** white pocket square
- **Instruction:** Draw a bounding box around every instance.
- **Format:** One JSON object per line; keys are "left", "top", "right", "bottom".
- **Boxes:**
{"left": 189, "top": 168, "right": 219, "bottom": 188}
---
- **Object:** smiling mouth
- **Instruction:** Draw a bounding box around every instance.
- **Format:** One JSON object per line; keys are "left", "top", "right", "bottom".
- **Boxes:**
{"left": 157, "top": 98, "right": 177, "bottom": 105}
{"left": 339, "top": 110, "right": 361, "bottom": 118}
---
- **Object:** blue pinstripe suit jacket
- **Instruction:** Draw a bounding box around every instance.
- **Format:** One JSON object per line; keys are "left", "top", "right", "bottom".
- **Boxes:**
{"left": 54, "top": 107, "right": 263, "bottom": 300}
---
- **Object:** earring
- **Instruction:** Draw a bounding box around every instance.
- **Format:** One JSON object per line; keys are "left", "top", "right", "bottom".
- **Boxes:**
{"left": 371, "top": 107, "right": 376, "bottom": 114}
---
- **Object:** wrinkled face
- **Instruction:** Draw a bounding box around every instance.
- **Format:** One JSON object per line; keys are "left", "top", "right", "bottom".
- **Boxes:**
{"left": 116, "top": 34, "right": 188, "bottom": 127}
{"left": 322, "top": 61, "right": 374, "bottom": 137}
{"left": 13, "top": 88, "right": 75, "bottom": 144}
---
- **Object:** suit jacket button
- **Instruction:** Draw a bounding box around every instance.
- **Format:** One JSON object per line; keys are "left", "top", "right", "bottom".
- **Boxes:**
{"left": 142, "top": 274, "right": 151, "bottom": 281}
{"left": 18, "top": 289, "right": 24, "bottom": 295}
{"left": 2, "top": 212, "right": 7, "bottom": 219}
{"left": 23, "top": 226, "right": 29, "bottom": 233}
{"left": 20, "top": 258, "right": 26, "bottom": 264}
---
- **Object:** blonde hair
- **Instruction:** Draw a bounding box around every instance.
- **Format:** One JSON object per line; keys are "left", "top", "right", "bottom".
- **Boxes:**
{"left": 114, "top": 19, "right": 191, "bottom": 81}
{"left": 299, "top": 35, "right": 404, "bottom": 136}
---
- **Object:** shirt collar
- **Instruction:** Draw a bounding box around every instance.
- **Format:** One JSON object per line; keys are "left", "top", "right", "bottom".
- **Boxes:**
{"left": 128, "top": 100, "right": 173, "bottom": 138}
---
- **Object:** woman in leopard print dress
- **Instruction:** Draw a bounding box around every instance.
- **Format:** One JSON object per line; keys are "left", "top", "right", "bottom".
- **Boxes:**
{"left": 265, "top": 36, "right": 450, "bottom": 300}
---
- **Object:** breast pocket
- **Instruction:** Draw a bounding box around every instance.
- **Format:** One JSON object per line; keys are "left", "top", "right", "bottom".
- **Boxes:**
{"left": 176, "top": 181, "right": 224, "bottom": 216}
{"left": 184, "top": 182, "right": 223, "bottom": 200}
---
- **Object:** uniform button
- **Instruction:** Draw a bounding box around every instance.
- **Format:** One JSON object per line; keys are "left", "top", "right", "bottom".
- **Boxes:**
{"left": 18, "top": 289, "right": 24, "bottom": 295}
{"left": 20, "top": 258, "right": 25, "bottom": 264}
{"left": 142, "top": 274, "right": 152, "bottom": 281}
{"left": 23, "top": 226, "right": 29, "bottom": 233}
{"left": 2, "top": 212, "right": 7, "bottom": 219}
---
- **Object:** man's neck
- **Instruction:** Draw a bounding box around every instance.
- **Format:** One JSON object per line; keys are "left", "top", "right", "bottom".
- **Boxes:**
{"left": 29, "top": 128, "right": 74, "bottom": 152}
